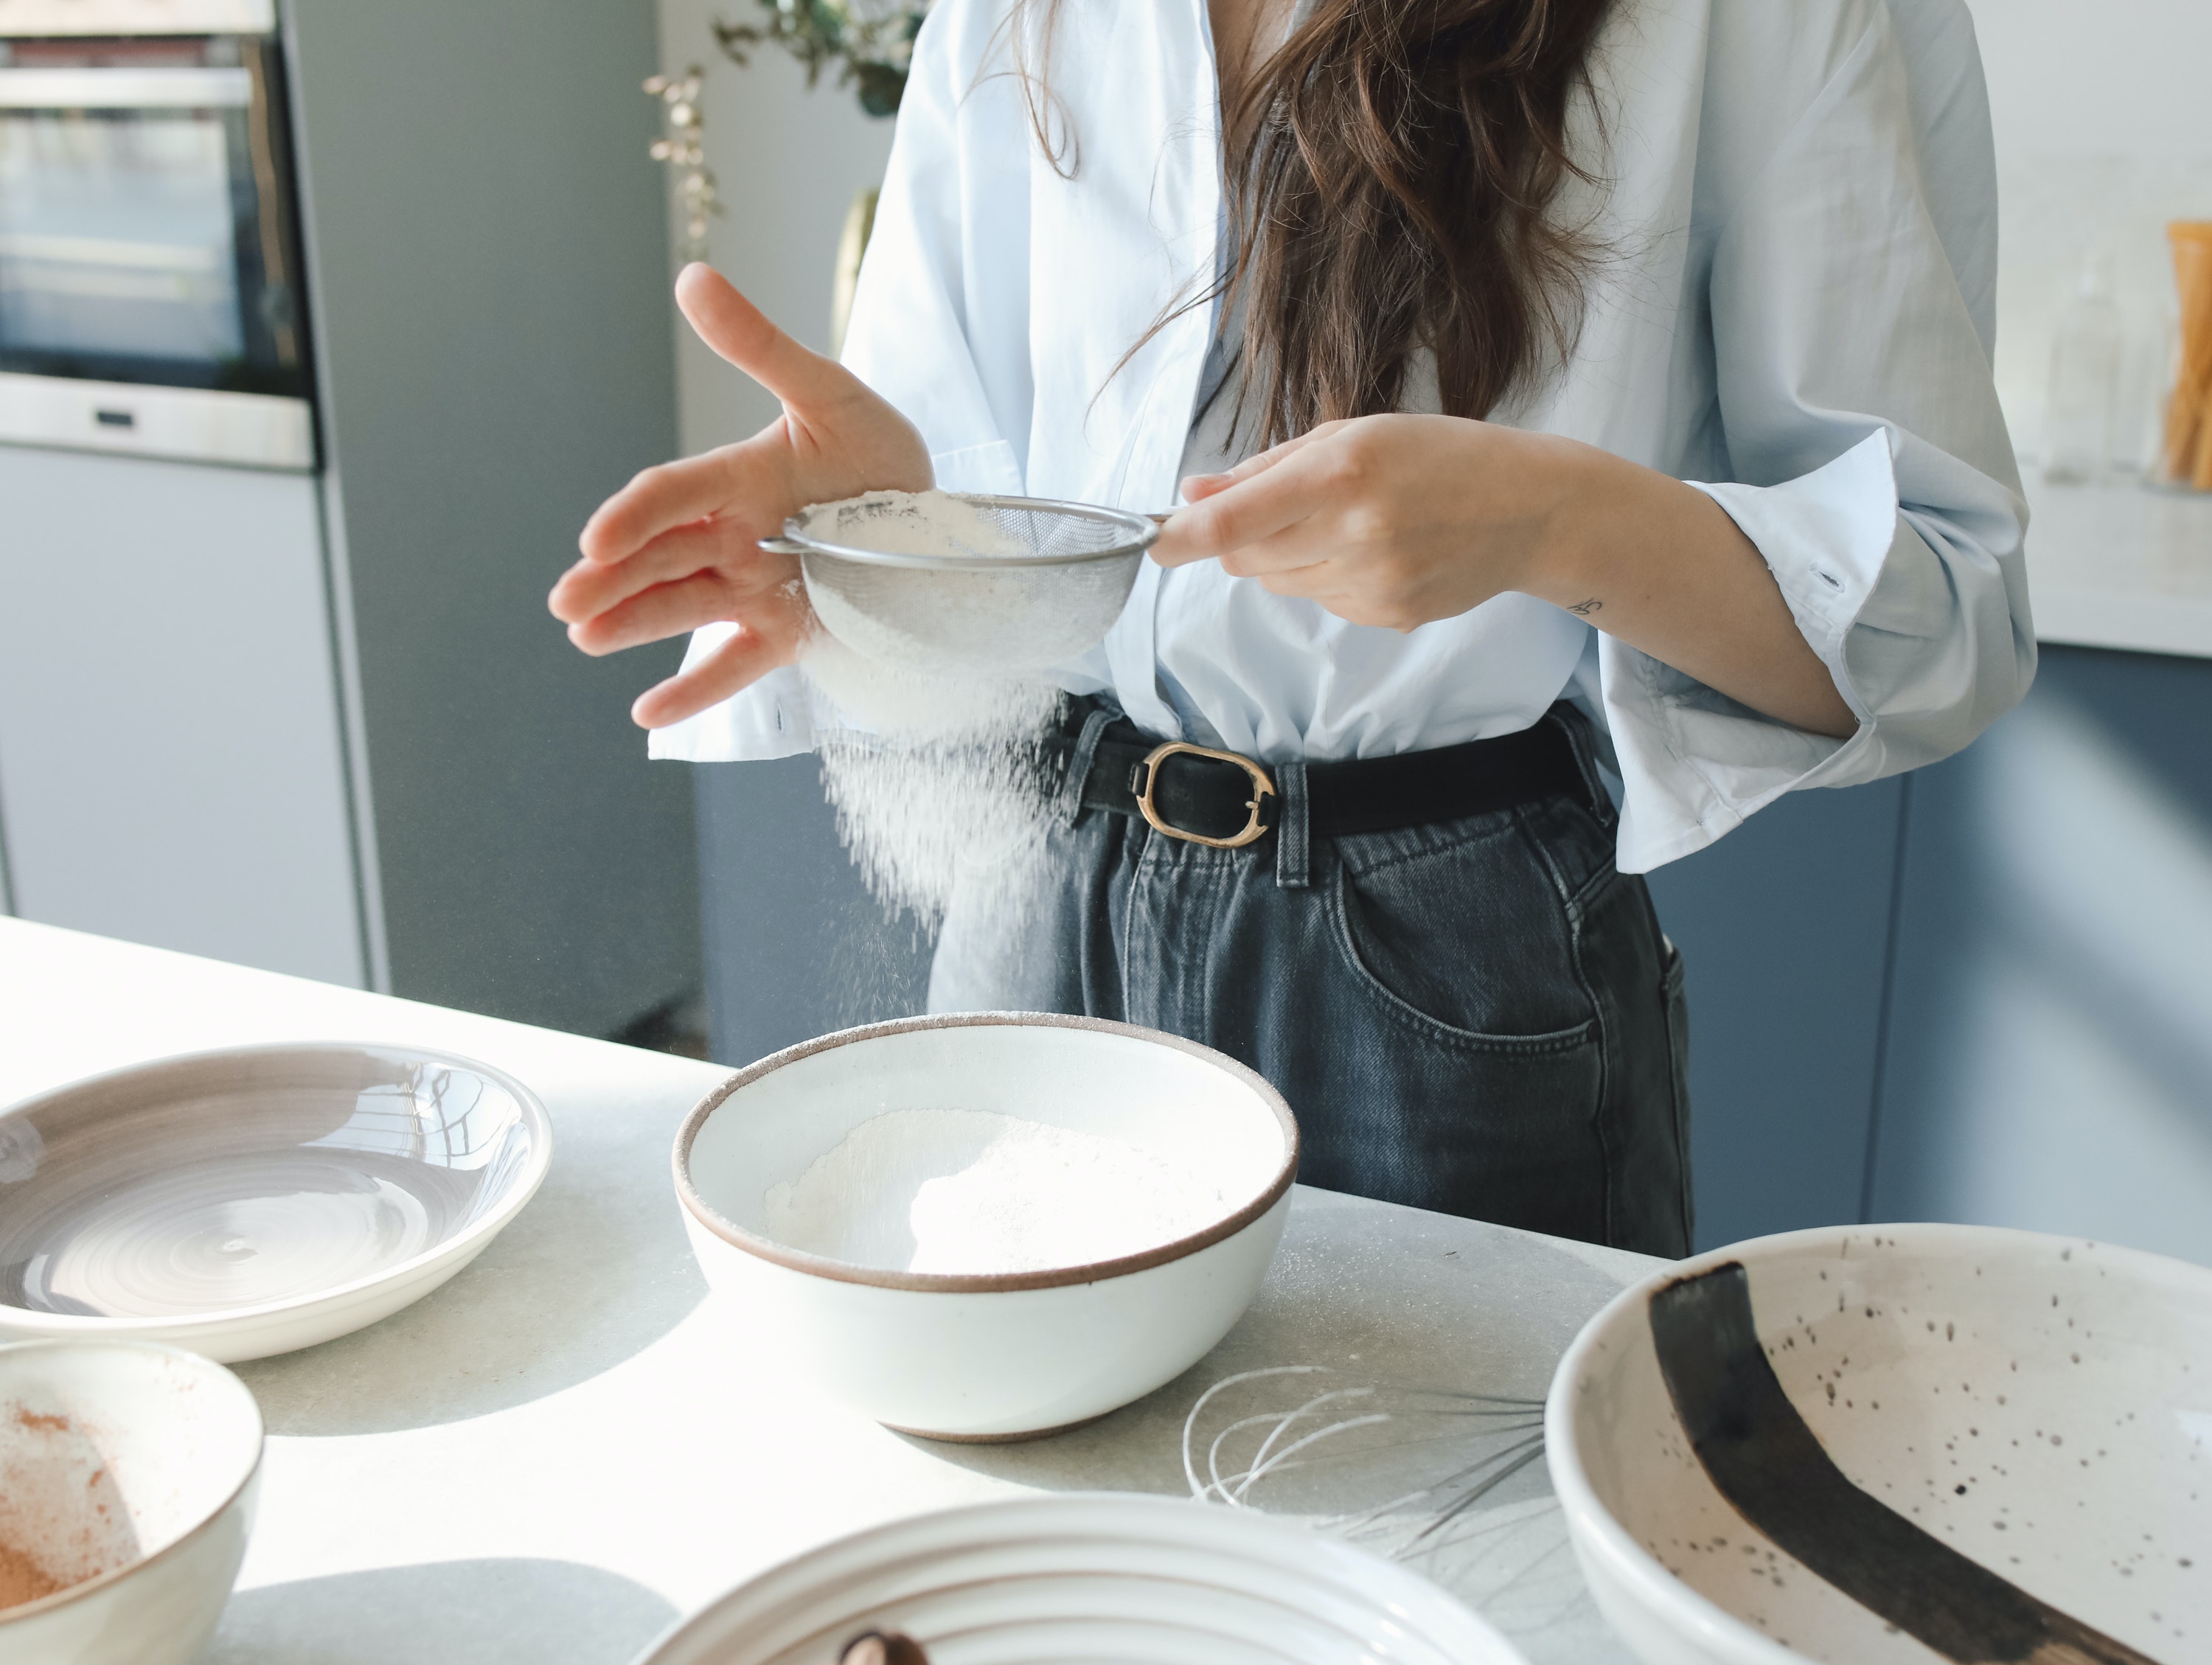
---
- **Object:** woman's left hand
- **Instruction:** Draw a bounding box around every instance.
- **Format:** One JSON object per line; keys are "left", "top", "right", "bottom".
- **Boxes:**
{"left": 1150, "top": 414, "right": 1576, "bottom": 632}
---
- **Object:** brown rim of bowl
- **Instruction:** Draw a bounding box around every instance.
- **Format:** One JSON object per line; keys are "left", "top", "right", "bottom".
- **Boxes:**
{"left": 0, "top": 1338, "right": 263, "bottom": 1628}
{"left": 0, "top": 1040, "right": 553, "bottom": 1332}
{"left": 671, "top": 1011, "right": 1300, "bottom": 1294}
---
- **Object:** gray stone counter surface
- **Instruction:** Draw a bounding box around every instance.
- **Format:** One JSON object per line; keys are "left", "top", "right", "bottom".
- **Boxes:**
{"left": 0, "top": 918, "right": 1660, "bottom": 1664}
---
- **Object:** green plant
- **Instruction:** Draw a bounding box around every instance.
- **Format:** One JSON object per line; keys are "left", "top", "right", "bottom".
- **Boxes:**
{"left": 714, "top": 0, "right": 931, "bottom": 118}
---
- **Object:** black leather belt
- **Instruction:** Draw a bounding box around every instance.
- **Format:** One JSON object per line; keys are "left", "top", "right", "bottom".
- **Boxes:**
{"left": 1047, "top": 710, "right": 1591, "bottom": 849}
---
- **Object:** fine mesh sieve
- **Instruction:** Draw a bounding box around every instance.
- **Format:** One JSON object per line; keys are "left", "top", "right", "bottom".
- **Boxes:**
{"left": 760, "top": 493, "right": 1161, "bottom": 675}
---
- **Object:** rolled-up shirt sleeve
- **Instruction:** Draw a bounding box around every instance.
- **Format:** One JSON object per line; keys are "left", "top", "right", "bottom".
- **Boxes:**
{"left": 1599, "top": 0, "right": 2034, "bottom": 872}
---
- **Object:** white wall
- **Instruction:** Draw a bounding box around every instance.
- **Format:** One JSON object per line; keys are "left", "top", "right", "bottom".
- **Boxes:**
{"left": 649, "top": 4, "right": 897, "bottom": 456}
{"left": 1969, "top": 0, "right": 2212, "bottom": 464}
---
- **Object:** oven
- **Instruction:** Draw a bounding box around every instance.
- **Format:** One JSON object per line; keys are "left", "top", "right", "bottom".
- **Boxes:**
{"left": 0, "top": 0, "right": 313, "bottom": 469}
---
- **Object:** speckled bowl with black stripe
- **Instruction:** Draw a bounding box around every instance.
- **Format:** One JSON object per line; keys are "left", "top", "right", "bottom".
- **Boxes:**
{"left": 1547, "top": 1224, "right": 2211, "bottom": 1665}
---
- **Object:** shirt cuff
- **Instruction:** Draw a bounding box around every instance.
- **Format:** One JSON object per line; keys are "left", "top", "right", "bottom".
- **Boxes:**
{"left": 1604, "top": 431, "right": 1901, "bottom": 870}
{"left": 1691, "top": 428, "right": 1894, "bottom": 703}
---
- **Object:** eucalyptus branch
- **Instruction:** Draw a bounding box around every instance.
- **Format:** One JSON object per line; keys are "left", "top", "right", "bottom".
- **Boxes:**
{"left": 713, "top": 0, "right": 931, "bottom": 118}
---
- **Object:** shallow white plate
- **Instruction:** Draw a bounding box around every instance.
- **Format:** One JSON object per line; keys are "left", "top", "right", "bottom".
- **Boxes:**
{"left": 0, "top": 1042, "right": 551, "bottom": 1362}
{"left": 1547, "top": 1223, "right": 2212, "bottom": 1665}
{"left": 632, "top": 1492, "right": 1525, "bottom": 1665}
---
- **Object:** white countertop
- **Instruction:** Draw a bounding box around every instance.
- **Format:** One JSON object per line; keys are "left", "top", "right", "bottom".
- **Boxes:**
{"left": 2025, "top": 476, "right": 2212, "bottom": 661}
{"left": 0, "top": 919, "right": 1659, "bottom": 1665}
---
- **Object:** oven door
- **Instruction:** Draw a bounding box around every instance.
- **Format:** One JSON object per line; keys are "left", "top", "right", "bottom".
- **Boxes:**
{"left": 0, "top": 42, "right": 314, "bottom": 469}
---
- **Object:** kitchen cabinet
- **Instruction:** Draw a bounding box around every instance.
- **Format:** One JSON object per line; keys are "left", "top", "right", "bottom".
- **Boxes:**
{"left": 1649, "top": 643, "right": 2212, "bottom": 1265}
{"left": 0, "top": 0, "right": 704, "bottom": 1040}
{"left": 1869, "top": 643, "right": 2212, "bottom": 1265}
{"left": 1643, "top": 779, "right": 1906, "bottom": 1251}
{"left": 276, "top": 0, "right": 699, "bottom": 1037}
{"left": 694, "top": 757, "right": 929, "bottom": 1066}
{"left": 0, "top": 447, "right": 363, "bottom": 985}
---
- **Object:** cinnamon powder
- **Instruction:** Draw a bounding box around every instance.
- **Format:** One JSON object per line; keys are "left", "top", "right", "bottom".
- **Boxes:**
{"left": 0, "top": 1405, "right": 130, "bottom": 1612}
{"left": 0, "top": 1538, "right": 62, "bottom": 1611}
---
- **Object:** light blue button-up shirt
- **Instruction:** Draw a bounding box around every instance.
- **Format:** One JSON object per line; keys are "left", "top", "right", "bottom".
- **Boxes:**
{"left": 654, "top": 0, "right": 2033, "bottom": 873}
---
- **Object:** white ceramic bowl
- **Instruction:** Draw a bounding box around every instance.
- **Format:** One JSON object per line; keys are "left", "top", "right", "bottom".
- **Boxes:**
{"left": 673, "top": 1013, "right": 1298, "bottom": 1440}
{"left": 1546, "top": 1223, "right": 2212, "bottom": 1665}
{"left": 0, "top": 1338, "right": 262, "bottom": 1664}
{"left": 630, "top": 1492, "right": 1524, "bottom": 1665}
{"left": 0, "top": 1042, "right": 552, "bottom": 1362}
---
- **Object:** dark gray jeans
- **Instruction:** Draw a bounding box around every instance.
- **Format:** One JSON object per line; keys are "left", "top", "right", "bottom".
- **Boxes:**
{"left": 928, "top": 703, "right": 1694, "bottom": 1258}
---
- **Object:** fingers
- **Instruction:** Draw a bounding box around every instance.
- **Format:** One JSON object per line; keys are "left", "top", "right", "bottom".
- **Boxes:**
{"left": 1242, "top": 556, "right": 1413, "bottom": 629}
{"left": 567, "top": 569, "right": 764, "bottom": 658}
{"left": 631, "top": 621, "right": 801, "bottom": 729}
{"left": 1179, "top": 423, "right": 1340, "bottom": 504}
{"left": 578, "top": 439, "right": 790, "bottom": 567}
{"left": 1154, "top": 445, "right": 1331, "bottom": 569}
{"left": 675, "top": 263, "right": 859, "bottom": 413}
{"left": 553, "top": 518, "right": 757, "bottom": 623}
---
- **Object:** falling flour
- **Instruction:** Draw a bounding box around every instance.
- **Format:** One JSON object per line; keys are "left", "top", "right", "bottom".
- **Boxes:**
{"left": 794, "top": 489, "right": 1069, "bottom": 939}
{"left": 762, "top": 1109, "right": 1229, "bottom": 1275}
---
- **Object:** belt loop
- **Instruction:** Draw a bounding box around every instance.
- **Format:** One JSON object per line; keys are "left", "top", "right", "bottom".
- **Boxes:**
{"left": 1547, "top": 701, "right": 1615, "bottom": 827}
{"left": 1056, "top": 706, "right": 1115, "bottom": 827}
{"left": 1273, "top": 761, "right": 1310, "bottom": 889}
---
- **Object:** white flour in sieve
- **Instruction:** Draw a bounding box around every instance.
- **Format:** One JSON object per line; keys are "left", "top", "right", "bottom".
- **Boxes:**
{"left": 762, "top": 1108, "right": 1229, "bottom": 1275}
{"left": 804, "top": 488, "right": 1031, "bottom": 560}
{"left": 794, "top": 489, "right": 1069, "bottom": 940}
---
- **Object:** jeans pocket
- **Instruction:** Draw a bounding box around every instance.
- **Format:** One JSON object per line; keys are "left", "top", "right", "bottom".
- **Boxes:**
{"left": 1326, "top": 827, "right": 1593, "bottom": 1045}
{"left": 1300, "top": 901, "right": 1607, "bottom": 1235}
{"left": 1258, "top": 828, "right": 1618, "bottom": 1241}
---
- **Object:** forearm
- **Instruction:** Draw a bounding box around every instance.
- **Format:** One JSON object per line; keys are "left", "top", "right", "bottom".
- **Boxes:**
{"left": 1517, "top": 438, "right": 1857, "bottom": 740}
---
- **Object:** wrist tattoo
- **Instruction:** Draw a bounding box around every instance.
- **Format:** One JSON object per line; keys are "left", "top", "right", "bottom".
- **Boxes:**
{"left": 1567, "top": 597, "right": 1603, "bottom": 616}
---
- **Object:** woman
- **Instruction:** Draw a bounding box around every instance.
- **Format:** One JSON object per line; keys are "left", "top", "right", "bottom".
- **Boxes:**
{"left": 551, "top": 0, "right": 2031, "bottom": 1257}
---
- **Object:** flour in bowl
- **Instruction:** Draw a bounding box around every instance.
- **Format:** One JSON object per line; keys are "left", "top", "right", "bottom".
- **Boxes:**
{"left": 762, "top": 1108, "right": 1230, "bottom": 1275}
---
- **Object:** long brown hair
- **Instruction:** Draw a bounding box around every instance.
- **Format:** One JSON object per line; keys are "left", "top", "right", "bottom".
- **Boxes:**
{"left": 1012, "top": 0, "right": 1613, "bottom": 446}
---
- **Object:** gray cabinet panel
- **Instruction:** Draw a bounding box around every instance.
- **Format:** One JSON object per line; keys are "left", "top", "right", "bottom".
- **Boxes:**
{"left": 1871, "top": 647, "right": 2212, "bottom": 1265}
{"left": 0, "top": 445, "right": 363, "bottom": 985}
{"left": 695, "top": 758, "right": 928, "bottom": 1066}
{"left": 285, "top": 0, "right": 698, "bottom": 1035}
{"left": 1645, "top": 778, "right": 1906, "bottom": 1250}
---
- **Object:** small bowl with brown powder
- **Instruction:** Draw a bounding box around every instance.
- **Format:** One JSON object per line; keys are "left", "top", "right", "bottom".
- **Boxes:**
{"left": 0, "top": 1338, "right": 262, "bottom": 1664}
{"left": 672, "top": 1012, "right": 1298, "bottom": 1442}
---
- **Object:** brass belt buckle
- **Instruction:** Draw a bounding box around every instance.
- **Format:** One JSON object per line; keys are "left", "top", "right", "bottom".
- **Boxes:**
{"left": 1134, "top": 741, "right": 1277, "bottom": 849}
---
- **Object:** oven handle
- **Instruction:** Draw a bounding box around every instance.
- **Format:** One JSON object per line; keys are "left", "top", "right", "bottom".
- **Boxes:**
{"left": 0, "top": 66, "right": 252, "bottom": 108}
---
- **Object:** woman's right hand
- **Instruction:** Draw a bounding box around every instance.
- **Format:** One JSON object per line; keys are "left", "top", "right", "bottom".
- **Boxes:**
{"left": 549, "top": 263, "right": 931, "bottom": 729}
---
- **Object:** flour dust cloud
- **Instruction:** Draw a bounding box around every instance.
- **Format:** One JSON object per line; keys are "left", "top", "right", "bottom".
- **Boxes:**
{"left": 791, "top": 490, "right": 1078, "bottom": 984}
